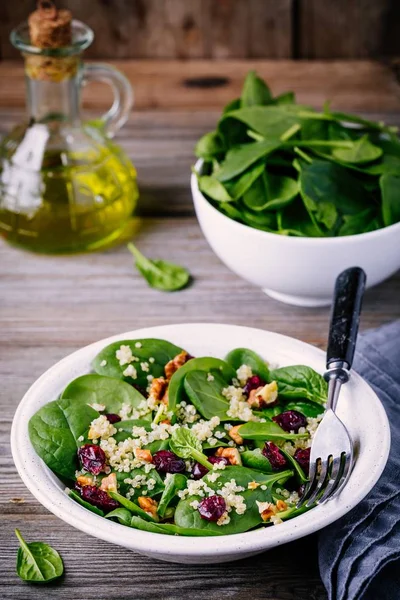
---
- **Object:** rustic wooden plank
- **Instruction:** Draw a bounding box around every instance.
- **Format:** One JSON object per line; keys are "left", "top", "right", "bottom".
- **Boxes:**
{"left": 0, "top": 59, "right": 400, "bottom": 112}
{"left": 0, "top": 0, "right": 293, "bottom": 60}
{"left": 299, "top": 0, "right": 400, "bottom": 59}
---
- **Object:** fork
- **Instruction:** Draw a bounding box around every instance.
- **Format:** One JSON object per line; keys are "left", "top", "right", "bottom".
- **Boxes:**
{"left": 297, "top": 266, "right": 366, "bottom": 508}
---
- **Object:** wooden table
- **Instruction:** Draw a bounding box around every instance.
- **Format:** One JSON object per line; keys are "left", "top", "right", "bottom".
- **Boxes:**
{"left": 1, "top": 60, "right": 399, "bottom": 600}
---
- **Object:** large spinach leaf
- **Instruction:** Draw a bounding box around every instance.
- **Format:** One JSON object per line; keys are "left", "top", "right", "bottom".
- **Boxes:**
{"left": 28, "top": 397, "right": 99, "bottom": 480}
{"left": 271, "top": 365, "right": 328, "bottom": 404}
{"left": 183, "top": 371, "right": 230, "bottom": 420}
{"left": 380, "top": 173, "right": 400, "bottom": 226}
{"left": 225, "top": 347, "right": 270, "bottom": 381}
{"left": 61, "top": 374, "right": 146, "bottom": 414}
{"left": 215, "top": 140, "right": 279, "bottom": 182}
{"left": 168, "top": 357, "right": 235, "bottom": 412}
{"left": 92, "top": 338, "right": 184, "bottom": 388}
{"left": 157, "top": 474, "right": 187, "bottom": 518}
{"left": 240, "top": 71, "right": 272, "bottom": 107}
{"left": 239, "top": 421, "right": 309, "bottom": 441}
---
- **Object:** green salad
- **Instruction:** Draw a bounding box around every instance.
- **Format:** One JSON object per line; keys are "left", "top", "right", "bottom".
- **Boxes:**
{"left": 29, "top": 338, "right": 326, "bottom": 536}
{"left": 195, "top": 71, "right": 400, "bottom": 237}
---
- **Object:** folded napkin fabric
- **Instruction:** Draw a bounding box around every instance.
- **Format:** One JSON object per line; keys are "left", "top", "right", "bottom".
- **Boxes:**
{"left": 318, "top": 320, "right": 400, "bottom": 600}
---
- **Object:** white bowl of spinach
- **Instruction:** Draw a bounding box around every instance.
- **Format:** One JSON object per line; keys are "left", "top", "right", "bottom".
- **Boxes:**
{"left": 191, "top": 72, "right": 400, "bottom": 306}
{"left": 11, "top": 324, "right": 389, "bottom": 564}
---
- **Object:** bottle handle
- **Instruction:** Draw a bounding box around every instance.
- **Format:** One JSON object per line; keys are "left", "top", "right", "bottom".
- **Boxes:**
{"left": 81, "top": 63, "right": 133, "bottom": 138}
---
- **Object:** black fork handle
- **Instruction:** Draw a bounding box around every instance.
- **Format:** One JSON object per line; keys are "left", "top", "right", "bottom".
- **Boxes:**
{"left": 327, "top": 267, "right": 367, "bottom": 371}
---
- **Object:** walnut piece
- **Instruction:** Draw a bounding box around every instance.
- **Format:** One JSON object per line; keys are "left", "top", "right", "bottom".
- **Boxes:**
{"left": 228, "top": 425, "right": 244, "bottom": 445}
{"left": 99, "top": 472, "right": 117, "bottom": 493}
{"left": 134, "top": 448, "right": 153, "bottom": 463}
{"left": 215, "top": 447, "right": 242, "bottom": 465}
{"left": 138, "top": 496, "right": 158, "bottom": 518}
{"left": 164, "top": 351, "right": 192, "bottom": 380}
{"left": 248, "top": 381, "right": 278, "bottom": 408}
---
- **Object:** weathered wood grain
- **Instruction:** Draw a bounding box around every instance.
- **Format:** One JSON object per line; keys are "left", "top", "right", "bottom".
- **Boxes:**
{"left": 0, "top": 59, "right": 400, "bottom": 113}
{"left": 299, "top": 0, "right": 400, "bottom": 59}
{"left": 0, "top": 0, "right": 294, "bottom": 60}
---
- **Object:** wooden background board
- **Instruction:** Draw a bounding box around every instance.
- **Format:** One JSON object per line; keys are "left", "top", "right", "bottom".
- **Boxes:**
{"left": 0, "top": 0, "right": 400, "bottom": 60}
{"left": 1, "top": 59, "right": 400, "bottom": 113}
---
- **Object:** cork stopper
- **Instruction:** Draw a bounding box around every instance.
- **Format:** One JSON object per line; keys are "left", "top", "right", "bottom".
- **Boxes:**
{"left": 28, "top": 1, "right": 72, "bottom": 49}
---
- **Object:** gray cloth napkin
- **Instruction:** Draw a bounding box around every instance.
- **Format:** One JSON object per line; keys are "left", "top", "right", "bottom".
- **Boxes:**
{"left": 318, "top": 320, "right": 400, "bottom": 600}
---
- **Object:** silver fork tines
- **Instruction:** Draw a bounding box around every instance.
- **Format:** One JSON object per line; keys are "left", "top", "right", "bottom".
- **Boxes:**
{"left": 297, "top": 377, "right": 354, "bottom": 508}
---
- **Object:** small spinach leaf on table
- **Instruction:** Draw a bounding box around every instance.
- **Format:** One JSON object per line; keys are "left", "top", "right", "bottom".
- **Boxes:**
{"left": 168, "top": 357, "right": 235, "bottom": 412}
{"left": 62, "top": 374, "right": 146, "bottom": 414}
{"left": 128, "top": 243, "right": 190, "bottom": 292}
{"left": 157, "top": 473, "right": 187, "bottom": 518}
{"left": 380, "top": 173, "right": 400, "bottom": 226}
{"left": 15, "top": 529, "right": 64, "bottom": 583}
{"left": 92, "top": 338, "right": 183, "bottom": 388}
{"left": 239, "top": 421, "right": 309, "bottom": 441}
{"left": 169, "top": 429, "right": 213, "bottom": 470}
{"left": 271, "top": 365, "right": 328, "bottom": 404}
{"left": 183, "top": 371, "right": 231, "bottom": 421}
{"left": 68, "top": 489, "right": 105, "bottom": 516}
{"left": 28, "top": 398, "right": 99, "bottom": 480}
{"left": 105, "top": 507, "right": 132, "bottom": 526}
{"left": 225, "top": 347, "right": 270, "bottom": 381}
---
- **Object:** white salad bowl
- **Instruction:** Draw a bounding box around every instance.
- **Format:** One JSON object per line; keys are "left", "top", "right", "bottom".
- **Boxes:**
{"left": 11, "top": 323, "right": 390, "bottom": 564}
{"left": 191, "top": 160, "right": 400, "bottom": 307}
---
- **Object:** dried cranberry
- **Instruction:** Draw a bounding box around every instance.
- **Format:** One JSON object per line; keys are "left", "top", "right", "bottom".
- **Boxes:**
{"left": 192, "top": 462, "right": 208, "bottom": 480}
{"left": 294, "top": 447, "right": 311, "bottom": 474}
{"left": 78, "top": 444, "right": 107, "bottom": 475}
{"left": 192, "top": 456, "right": 229, "bottom": 479}
{"left": 198, "top": 495, "right": 227, "bottom": 521}
{"left": 243, "top": 375, "right": 265, "bottom": 397}
{"left": 153, "top": 450, "right": 186, "bottom": 474}
{"left": 273, "top": 410, "right": 307, "bottom": 433}
{"left": 209, "top": 456, "right": 230, "bottom": 467}
{"left": 105, "top": 413, "right": 121, "bottom": 424}
{"left": 262, "top": 442, "right": 287, "bottom": 471}
{"left": 78, "top": 484, "right": 119, "bottom": 513}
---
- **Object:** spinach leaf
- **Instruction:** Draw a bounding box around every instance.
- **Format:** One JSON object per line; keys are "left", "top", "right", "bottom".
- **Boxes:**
{"left": 277, "top": 197, "right": 324, "bottom": 237}
{"left": 283, "top": 399, "right": 324, "bottom": 418}
{"left": 241, "top": 448, "right": 273, "bottom": 472}
{"left": 28, "top": 397, "right": 99, "bottom": 480}
{"left": 280, "top": 448, "right": 308, "bottom": 484}
{"left": 92, "top": 338, "right": 183, "bottom": 388}
{"left": 168, "top": 357, "right": 235, "bottom": 412}
{"left": 238, "top": 203, "right": 277, "bottom": 231}
{"left": 105, "top": 507, "right": 132, "bottom": 526}
{"left": 62, "top": 374, "right": 146, "bottom": 414}
{"left": 380, "top": 174, "right": 400, "bottom": 226}
{"left": 338, "top": 208, "right": 381, "bottom": 236}
{"left": 332, "top": 135, "right": 382, "bottom": 164}
{"left": 183, "top": 371, "right": 230, "bottom": 420}
{"left": 15, "top": 529, "right": 64, "bottom": 583}
{"left": 113, "top": 419, "right": 153, "bottom": 443}
{"left": 226, "top": 161, "right": 266, "bottom": 200}
{"left": 215, "top": 140, "right": 279, "bottom": 182}
{"left": 239, "top": 421, "right": 309, "bottom": 441}
{"left": 157, "top": 474, "right": 187, "bottom": 518}
{"left": 198, "top": 175, "right": 233, "bottom": 202}
{"left": 130, "top": 516, "right": 224, "bottom": 536}
{"left": 169, "top": 429, "right": 213, "bottom": 469}
{"left": 240, "top": 71, "right": 272, "bottom": 107}
{"left": 223, "top": 106, "right": 300, "bottom": 140}
{"left": 195, "top": 131, "right": 224, "bottom": 160}
{"left": 242, "top": 171, "right": 298, "bottom": 212}
{"left": 271, "top": 365, "right": 328, "bottom": 404}
{"left": 128, "top": 243, "right": 190, "bottom": 292}
{"left": 108, "top": 491, "right": 159, "bottom": 522}
{"left": 174, "top": 466, "right": 293, "bottom": 534}
{"left": 68, "top": 489, "right": 104, "bottom": 516}
{"left": 225, "top": 347, "right": 270, "bottom": 381}
{"left": 116, "top": 468, "right": 164, "bottom": 499}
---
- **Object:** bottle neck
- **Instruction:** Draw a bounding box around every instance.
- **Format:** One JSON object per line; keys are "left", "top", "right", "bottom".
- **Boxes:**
{"left": 26, "top": 73, "right": 80, "bottom": 125}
